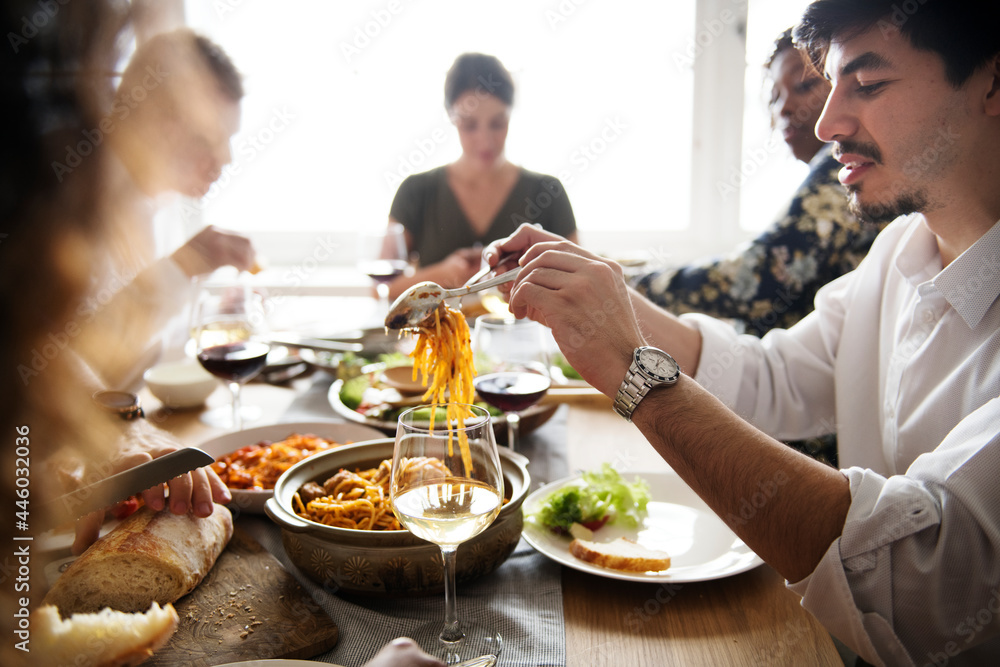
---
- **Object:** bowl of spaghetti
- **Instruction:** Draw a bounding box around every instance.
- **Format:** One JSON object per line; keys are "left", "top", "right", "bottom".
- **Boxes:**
{"left": 265, "top": 437, "right": 531, "bottom": 596}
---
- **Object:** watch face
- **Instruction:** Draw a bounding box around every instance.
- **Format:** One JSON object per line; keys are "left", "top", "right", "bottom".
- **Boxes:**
{"left": 637, "top": 347, "right": 679, "bottom": 382}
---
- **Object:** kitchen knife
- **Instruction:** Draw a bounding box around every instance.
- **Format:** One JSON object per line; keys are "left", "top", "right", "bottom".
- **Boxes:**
{"left": 37, "top": 447, "right": 215, "bottom": 533}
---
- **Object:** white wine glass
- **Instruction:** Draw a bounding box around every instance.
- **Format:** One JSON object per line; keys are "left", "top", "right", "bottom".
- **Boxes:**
{"left": 192, "top": 274, "right": 270, "bottom": 431}
{"left": 471, "top": 316, "right": 551, "bottom": 452}
{"left": 391, "top": 404, "right": 504, "bottom": 663}
{"left": 357, "top": 222, "right": 409, "bottom": 313}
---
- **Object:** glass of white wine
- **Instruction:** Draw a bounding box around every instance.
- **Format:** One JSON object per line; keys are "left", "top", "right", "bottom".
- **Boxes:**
{"left": 390, "top": 404, "right": 504, "bottom": 663}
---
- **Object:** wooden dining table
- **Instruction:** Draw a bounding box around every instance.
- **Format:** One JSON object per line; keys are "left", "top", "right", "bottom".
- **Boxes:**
{"left": 141, "top": 375, "right": 844, "bottom": 666}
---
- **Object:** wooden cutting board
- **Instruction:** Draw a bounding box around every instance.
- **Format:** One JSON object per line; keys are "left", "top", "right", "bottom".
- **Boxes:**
{"left": 145, "top": 527, "right": 339, "bottom": 666}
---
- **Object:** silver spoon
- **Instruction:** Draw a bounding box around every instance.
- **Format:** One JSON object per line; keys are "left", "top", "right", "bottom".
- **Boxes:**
{"left": 384, "top": 266, "right": 520, "bottom": 330}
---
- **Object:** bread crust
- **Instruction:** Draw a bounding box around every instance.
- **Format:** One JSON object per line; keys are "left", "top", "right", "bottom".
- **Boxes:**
{"left": 43, "top": 504, "right": 233, "bottom": 615}
{"left": 569, "top": 536, "right": 670, "bottom": 572}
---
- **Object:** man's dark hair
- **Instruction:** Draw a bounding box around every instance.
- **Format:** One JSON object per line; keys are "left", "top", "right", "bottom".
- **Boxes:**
{"left": 191, "top": 31, "right": 243, "bottom": 101}
{"left": 444, "top": 53, "right": 514, "bottom": 109}
{"left": 794, "top": 0, "right": 1000, "bottom": 88}
{"left": 119, "top": 28, "right": 243, "bottom": 102}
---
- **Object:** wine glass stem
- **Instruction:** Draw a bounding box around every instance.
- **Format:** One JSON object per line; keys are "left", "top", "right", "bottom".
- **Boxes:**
{"left": 505, "top": 412, "right": 520, "bottom": 452}
{"left": 376, "top": 283, "right": 390, "bottom": 312}
{"left": 229, "top": 381, "right": 242, "bottom": 431}
{"left": 439, "top": 545, "right": 463, "bottom": 644}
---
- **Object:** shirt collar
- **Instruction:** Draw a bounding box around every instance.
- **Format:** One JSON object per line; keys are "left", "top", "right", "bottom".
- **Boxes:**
{"left": 894, "top": 214, "right": 942, "bottom": 287}
{"left": 935, "top": 219, "right": 1000, "bottom": 329}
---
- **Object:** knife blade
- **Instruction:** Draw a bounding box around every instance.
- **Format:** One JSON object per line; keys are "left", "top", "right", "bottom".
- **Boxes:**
{"left": 37, "top": 447, "right": 215, "bottom": 532}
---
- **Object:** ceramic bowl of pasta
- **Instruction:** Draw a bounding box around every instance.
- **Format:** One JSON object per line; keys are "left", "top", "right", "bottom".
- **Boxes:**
{"left": 264, "top": 438, "right": 531, "bottom": 597}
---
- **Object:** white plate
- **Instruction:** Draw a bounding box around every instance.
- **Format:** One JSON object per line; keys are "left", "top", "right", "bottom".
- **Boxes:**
{"left": 521, "top": 471, "right": 763, "bottom": 583}
{"left": 198, "top": 420, "right": 383, "bottom": 513}
{"left": 327, "top": 379, "right": 557, "bottom": 435}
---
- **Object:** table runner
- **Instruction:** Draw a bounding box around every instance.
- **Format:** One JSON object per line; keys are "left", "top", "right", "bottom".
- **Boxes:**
{"left": 240, "top": 373, "right": 569, "bottom": 666}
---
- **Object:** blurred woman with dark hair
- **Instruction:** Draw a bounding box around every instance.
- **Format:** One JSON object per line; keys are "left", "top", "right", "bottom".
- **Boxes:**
{"left": 385, "top": 52, "right": 578, "bottom": 299}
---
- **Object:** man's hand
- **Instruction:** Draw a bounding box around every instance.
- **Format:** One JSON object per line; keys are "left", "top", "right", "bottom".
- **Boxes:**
{"left": 362, "top": 638, "right": 446, "bottom": 667}
{"left": 72, "top": 421, "right": 231, "bottom": 554}
{"left": 171, "top": 225, "right": 256, "bottom": 278}
{"left": 484, "top": 224, "right": 645, "bottom": 397}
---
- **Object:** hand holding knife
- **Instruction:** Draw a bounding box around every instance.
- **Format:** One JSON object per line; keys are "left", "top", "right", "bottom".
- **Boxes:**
{"left": 37, "top": 447, "right": 217, "bottom": 535}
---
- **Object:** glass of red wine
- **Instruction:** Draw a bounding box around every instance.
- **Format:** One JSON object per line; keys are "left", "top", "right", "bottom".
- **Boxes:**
{"left": 471, "top": 315, "right": 551, "bottom": 452}
{"left": 192, "top": 275, "right": 270, "bottom": 431}
{"left": 356, "top": 222, "right": 409, "bottom": 314}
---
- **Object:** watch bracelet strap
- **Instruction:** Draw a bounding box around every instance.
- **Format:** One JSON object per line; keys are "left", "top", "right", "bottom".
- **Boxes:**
{"left": 613, "top": 365, "right": 650, "bottom": 421}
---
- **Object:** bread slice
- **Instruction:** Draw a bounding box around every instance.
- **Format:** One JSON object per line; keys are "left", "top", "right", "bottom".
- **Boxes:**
{"left": 32, "top": 602, "right": 178, "bottom": 667}
{"left": 569, "top": 536, "right": 670, "bottom": 572}
{"left": 43, "top": 504, "right": 233, "bottom": 615}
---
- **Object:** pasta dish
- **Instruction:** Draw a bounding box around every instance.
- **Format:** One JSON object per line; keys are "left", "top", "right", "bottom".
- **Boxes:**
{"left": 211, "top": 433, "right": 345, "bottom": 490}
{"left": 406, "top": 303, "right": 477, "bottom": 474}
{"left": 293, "top": 457, "right": 450, "bottom": 530}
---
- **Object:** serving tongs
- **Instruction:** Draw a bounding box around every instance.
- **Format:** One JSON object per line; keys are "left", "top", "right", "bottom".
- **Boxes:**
{"left": 384, "top": 254, "right": 521, "bottom": 330}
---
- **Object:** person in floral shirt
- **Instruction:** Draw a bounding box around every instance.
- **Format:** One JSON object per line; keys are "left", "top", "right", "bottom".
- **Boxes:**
{"left": 633, "top": 30, "right": 887, "bottom": 465}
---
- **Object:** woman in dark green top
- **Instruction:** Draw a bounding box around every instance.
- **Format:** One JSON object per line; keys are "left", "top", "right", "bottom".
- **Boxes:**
{"left": 385, "top": 53, "right": 577, "bottom": 299}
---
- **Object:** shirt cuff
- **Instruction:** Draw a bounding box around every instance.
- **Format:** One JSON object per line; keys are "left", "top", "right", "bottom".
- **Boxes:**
{"left": 681, "top": 313, "right": 746, "bottom": 409}
{"left": 787, "top": 467, "right": 938, "bottom": 666}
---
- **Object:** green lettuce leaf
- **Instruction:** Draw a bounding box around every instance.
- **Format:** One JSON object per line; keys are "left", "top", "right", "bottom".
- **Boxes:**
{"left": 529, "top": 463, "right": 651, "bottom": 533}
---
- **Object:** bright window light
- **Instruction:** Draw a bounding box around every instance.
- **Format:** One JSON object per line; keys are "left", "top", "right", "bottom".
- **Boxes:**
{"left": 185, "top": 0, "right": 696, "bottom": 242}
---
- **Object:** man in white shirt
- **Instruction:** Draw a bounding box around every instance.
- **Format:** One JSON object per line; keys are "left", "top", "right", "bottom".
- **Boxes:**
{"left": 484, "top": 1, "right": 1000, "bottom": 664}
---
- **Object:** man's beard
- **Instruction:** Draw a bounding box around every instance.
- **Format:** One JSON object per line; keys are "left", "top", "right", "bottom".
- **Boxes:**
{"left": 846, "top": 185, "right": 929, "bottom": 225}
{"left": 836, "top": 140, "right": 930, "bottom": 224}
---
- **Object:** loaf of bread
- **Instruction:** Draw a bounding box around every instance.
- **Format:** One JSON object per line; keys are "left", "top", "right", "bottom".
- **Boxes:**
{"left": 32, "top": 602, "right": 178, "bottom": 667}
{"left": 569, "top": 536, "right": 670, "bottom": 572}
{"left": 43, "top": 504, "right": 233, "bottom": 615}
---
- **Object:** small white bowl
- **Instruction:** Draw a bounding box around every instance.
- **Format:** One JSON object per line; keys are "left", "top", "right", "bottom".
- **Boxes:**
{"left": 143, "top": 359, "right": 218, "bottom": 409}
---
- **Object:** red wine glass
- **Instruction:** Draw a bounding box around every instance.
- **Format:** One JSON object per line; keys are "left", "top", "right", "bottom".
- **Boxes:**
{"left": 471, "top": 316, "right": 551, "bottom": 452}
{"left": 192, "top": 276, "right": 270, "bottom": 430}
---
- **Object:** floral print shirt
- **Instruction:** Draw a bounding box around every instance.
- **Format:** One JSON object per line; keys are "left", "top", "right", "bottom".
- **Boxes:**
{"left": 634, "top": 145, "right": 884, "bottom": 337}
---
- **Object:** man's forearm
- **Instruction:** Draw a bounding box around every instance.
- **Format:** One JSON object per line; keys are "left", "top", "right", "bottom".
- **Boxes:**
{"left": 631, "top": 375, "right": 851, "bottom": 583}
{"left": 627, "top": 287, "right": 703, "bottom": 375}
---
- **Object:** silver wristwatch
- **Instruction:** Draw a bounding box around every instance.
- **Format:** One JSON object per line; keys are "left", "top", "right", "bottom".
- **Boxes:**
{"left": 613, "top": 346, "right": 680, "bottom": 421}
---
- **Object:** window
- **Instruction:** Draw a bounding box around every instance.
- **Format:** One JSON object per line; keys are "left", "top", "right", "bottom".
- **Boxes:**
{"left": 182, "top": 0, "right": 818, "bottom": 268}
{"left": 186, "top": 0, "right": 695, "bottom": 264}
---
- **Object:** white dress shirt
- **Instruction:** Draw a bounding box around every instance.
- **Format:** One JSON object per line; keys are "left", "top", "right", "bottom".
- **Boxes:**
{"left": 685, "top": 214, "right": 1000, "bottom": 666}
